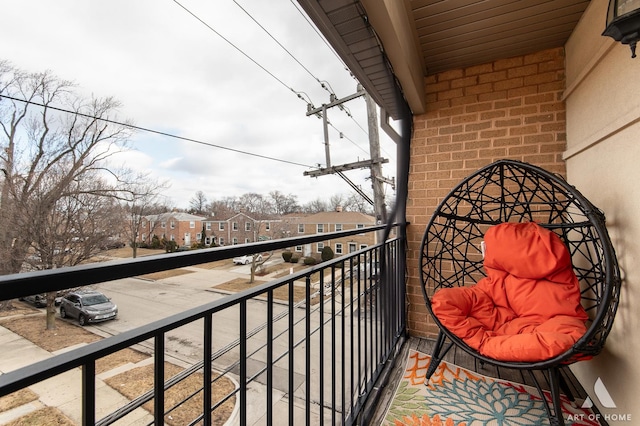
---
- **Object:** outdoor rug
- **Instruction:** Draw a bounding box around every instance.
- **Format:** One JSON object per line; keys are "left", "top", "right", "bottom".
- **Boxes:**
{"left": 382, "top": 350, "right": 601, "bottom": 426}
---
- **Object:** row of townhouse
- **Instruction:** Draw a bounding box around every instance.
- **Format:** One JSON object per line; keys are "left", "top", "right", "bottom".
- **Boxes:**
{"left": 136, "top": 207, "right": 378, "bottom": 257}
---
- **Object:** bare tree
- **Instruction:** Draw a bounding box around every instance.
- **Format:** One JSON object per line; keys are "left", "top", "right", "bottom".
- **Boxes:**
{"left": 0, "top": 62, "right": 139, "bottom": 327}
{"left": 301, "top": 198, "right": 329, "bottom": 213}
{"left": 329, "top": 194, "right": 346, "bottom": 211}
{"left": 189, "top": 190, "right": 208, "bottom": 215}
{"left": 269, "top": 190, "right": 299, "bottom": 215}
{"left": 120, "top": 176, "right": 170, "bottom": 258}
{"left": 238, "top": 192, "right": 273, "bottom": 214}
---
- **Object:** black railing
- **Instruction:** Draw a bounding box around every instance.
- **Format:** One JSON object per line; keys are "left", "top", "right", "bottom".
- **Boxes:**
{"left": 0, "top": 225, "right": 407, "bottom": 425}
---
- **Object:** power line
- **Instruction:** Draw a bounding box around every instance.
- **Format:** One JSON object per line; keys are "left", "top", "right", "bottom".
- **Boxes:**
{"left": 2, "top": 95, "right": 315, "bottom": 169}
{"left": 231, "top": 0, "right": 334, "bottom": 96}
{"left": 172, "top": 0, "right": 309, "bottom": 105}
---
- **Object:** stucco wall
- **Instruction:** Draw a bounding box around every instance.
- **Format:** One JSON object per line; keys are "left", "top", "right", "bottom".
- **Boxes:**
{"left": 565, "top": 0, "right": 640, "bottom": 423}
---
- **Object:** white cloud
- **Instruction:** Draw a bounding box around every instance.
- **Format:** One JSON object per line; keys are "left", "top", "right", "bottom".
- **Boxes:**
{"left": 0, "top": 0, "right": 396, "bottom": 209}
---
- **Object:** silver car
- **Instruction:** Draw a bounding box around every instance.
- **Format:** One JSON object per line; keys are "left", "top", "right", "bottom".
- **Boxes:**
{"left": 59, "top": 290, "right": 118, "bottom": 326}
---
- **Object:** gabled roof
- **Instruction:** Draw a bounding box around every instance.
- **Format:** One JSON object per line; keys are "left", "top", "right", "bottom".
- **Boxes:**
{"left": 145, "top": 212, "right": 206, "bottom": 222}
{"left": 295, "top": 211, "right": 375, "bottom": 225}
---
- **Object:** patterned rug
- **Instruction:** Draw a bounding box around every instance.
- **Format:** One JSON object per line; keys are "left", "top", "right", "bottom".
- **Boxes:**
{"left": 383, "top": 350, "right": 601, "bottom": 426}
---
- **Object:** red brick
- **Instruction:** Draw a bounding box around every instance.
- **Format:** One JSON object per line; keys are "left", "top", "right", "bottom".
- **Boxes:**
{"left": 465, "top": 102, "right": 493, "bottom": 113}
{"left": 496, "top": 118, "right": 523, "bottom": 127}
{"left": 479, "top": 91, "right": 507, "bottom": 102}
{"left": 452, "top": 133, "right": 478, "bottom": 142}
{"left": 439, "top": 88, "right": 465, "bottom": 100}
{"left": 494, "top": 56, "right": 524, "bottom": 70}
{"left": 426, "top": 80, "right": 450, "bottom": 94}
{"left": 464, "top": 83, "right": 493, "bottom": 96}
{"left": 508, "top": 64, "right": 539, "bottom": 78}
{"left": 524, "top": 114, "right": 554, "bottom": 124}
{"left": 451, "top": 113, "right": 479, "bottom": 125}
{"left": 439, "top": 69, "right": 465, "bottom": 81}
{"left": 524, "top": 71, "right": 561, "bottom": 86}
{"left": 479, "top": 70, "right": 507, "bottom": 84}
{"left": 508, "top": 85, "right": 539, "bottom": 98}
{"left": 480, "top": 129, "right": 508, "bottom": 138}
{"left": 524, "top": 48, "right": 563, "bottom": 65}
{"left": 494, "top": 77, "right": 524, "bottom": 91}
{"left": 465, "top": 63, "right": 494, "bottom": 76}
{"left": 465, "top": 122, "right": 492, "bottom": 132}
{"left": 451, "top": 75, "right": 479, "bottom": 88}
{"left": 451, "top": 95, "right": 479, "bottom": 107}
{"left": 480, "top": 110, "right": 506, "bottom": 120}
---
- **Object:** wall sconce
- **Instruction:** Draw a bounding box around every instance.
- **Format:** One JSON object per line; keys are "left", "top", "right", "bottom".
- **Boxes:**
{"left": 603, "top": 0, "right": 640, "bottom": 57}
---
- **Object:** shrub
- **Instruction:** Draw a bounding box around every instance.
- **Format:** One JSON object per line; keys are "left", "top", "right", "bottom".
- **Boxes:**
{"left": 165, "top": 240, "right": 178, "bottom": 253}
{"left": 282, "top": 251, "right": 293, "bottom": 262}
{"left": 290, "top": 255, "right": 300, "bottom": 264}
{"left": 321, "top": 246, "right": 334, "bottom": 262}
{"left": 303, "top": 256, "right": 317, "bottom": 265}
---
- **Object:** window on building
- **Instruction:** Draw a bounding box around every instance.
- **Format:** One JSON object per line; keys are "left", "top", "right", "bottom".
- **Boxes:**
{"left": 348, "top": 243, "right": 357, "bottom": 253}
{"left": 219, "top": 223, "right": 225, "bottom": 231}
{"left": 245, "top": 222, "right": 251, "bottom": 231}
{"left": 360, "top": 244, "right": 367, "bottom": 250}
{"left": 357, "top": 224, "right": 365, "bottom": 229}
{"left": 233, "top": 222, "right": 238, "bottom": 231}
{"left": 196, "top": 233, "right": 202, "bottom": 240}
{"left": 245, "top": 238, "right": 250, "bottom": 244}
{"left": 219, "top": 237, "right": 225, "bottom": 245}
{"left": 295, "top": 245, "right": 303, "bottom": 252}
{"left": 142, "top": 221, "right": 146, "bottom": 228}
{"left": 317, "top": 242, "right": 324, "bottom": 253}
{"left": 206, "top": 223, "right": 211, "bottom": 231}
{"left": 265, "top": 222, "right": 270, "bottom": 231}
{"left": 170, "top": 221, "right": 175, "bottom": 229}
{"left": 335, "top": 243, "right": 343, "bottom": 255}
{"left": 335, "top": 224, "right": 343, "bottom": 231}
{"left": 317, "top": 224, "right": 324, "bottom": 233}
{"left": 189, "top": 221, "right": 195, "bottom": 229}
{"left": 161, "top": 222, "right": 166, "bottom": 228}
{"left": 298, "top": 224, "right": 305, "bottom": 233}
{"left": 233, "top": 238, "right": 238, "bottom": 245}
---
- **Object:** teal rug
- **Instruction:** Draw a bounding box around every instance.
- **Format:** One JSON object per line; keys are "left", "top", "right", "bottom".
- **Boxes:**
{"left": 382, "top": 350, "right": 601, "bottom": 426}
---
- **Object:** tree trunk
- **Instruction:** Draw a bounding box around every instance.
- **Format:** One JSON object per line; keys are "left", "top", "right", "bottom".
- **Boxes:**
{"left": 45, "top": 292, "right": 57, "bottom": 330}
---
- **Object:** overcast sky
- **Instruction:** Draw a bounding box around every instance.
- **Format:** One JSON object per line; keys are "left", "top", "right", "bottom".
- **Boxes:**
{"left": 0, "top": 0, "right": 397, "bottom": 209}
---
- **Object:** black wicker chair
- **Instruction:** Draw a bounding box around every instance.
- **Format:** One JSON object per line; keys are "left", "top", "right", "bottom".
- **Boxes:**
{"left": 419, "top": 159, "right": 621, "bottom": 426}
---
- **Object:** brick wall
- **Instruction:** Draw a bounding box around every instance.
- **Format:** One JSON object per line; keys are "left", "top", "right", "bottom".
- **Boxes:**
{"left": 406, "top": 47, "right": 567, "bottom": 338}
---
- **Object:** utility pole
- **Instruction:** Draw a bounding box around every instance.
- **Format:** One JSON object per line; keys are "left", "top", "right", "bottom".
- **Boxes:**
{"left": 365, "top": 92, "right": 387, "bottom": 230}
{"left": 303, "top": 86, "right": 394, "bottom": 220}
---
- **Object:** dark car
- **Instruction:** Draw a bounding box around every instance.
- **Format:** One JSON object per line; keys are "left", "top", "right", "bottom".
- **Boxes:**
{"left": 20, "top": 292, "right": 64, "bottom": 308}
{"left": 59, "top": 290, "right": 118, "bottom": 326}
{"left": 19, "top": 294, "right": 47, "bottom": 308}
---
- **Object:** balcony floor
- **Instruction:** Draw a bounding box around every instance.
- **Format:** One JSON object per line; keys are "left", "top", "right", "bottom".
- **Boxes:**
{"left": 368, "top": 336, "right": 607, "bottom": 425}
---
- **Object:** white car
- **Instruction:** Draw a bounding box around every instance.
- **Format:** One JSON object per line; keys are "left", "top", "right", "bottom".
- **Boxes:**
{"left": 233, "top": 254, "right": 263, "bottom": 265}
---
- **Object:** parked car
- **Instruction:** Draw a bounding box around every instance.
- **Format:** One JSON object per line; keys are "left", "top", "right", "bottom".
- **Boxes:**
{"left": 20, "top": 292, "right": 64, "bottom": 308}
{"left": 19, "top": 294, "right": 47, "bottom": 308}
{"left": 59, "top": 290, "right": 118, "bottom": 326}
{"left": 233, "top": 254, "right": 263, "bottom": 265}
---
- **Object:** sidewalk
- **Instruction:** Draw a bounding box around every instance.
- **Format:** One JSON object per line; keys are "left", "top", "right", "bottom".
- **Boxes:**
{"left": 0, "top": 324, "right": 153, "bottom": 425}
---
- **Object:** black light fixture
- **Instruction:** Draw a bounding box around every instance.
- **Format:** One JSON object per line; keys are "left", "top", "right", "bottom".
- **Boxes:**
{"left": 603, "top": 0, "right": 640, "bottom": 58}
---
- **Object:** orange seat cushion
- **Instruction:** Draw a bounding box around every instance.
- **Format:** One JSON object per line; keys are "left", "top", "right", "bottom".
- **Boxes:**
{"left": 431, "top": 222, "right": 589, "bottom": 362}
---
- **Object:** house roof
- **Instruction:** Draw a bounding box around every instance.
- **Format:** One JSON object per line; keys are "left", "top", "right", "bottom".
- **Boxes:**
{"left": 297, "top": 0, "right": 591, "bottom": 117}
{"left": 295, "top": 211, "right": 376, "bottom": 225}
{"left": 146, "top": 212, "right": 206, "bottom": 222}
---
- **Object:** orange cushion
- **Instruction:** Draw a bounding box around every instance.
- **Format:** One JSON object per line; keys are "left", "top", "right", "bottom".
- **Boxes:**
{"left": 431, "top": 222, "right": 589, "bottom": 362}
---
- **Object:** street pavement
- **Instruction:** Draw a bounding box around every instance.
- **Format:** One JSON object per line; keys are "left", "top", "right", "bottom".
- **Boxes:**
{"left": 0, "top": 256, "right": 335, "bottom": 425}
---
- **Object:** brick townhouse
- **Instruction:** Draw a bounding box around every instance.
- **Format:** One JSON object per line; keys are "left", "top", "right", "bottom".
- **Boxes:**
{"left": 140, "top": 212, "right": 206, "bottom": 247}
{"left": 287, "top": 207, "right": 377, "bottom": 258}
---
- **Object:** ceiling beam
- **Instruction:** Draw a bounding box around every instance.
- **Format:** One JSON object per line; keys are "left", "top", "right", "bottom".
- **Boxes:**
{"left": 360, "top": 0, "right": 427, "bottom": 114}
